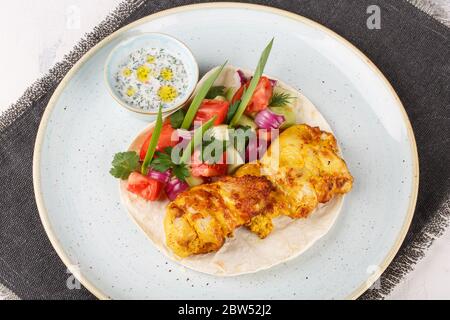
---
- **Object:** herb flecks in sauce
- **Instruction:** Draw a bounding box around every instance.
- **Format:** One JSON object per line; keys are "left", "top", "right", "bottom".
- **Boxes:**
{"left": 115, "top": 48, "right": 188, "bottom": 111}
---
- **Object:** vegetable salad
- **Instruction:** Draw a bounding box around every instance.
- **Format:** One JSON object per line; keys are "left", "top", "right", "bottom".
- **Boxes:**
{"left": 110, "top": 39, "right": 298, "bottom": 202}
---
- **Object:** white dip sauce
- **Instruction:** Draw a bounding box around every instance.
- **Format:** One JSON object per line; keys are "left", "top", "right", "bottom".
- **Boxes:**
{"left": 115, "top": 48, "right": 189, "bottom": 112}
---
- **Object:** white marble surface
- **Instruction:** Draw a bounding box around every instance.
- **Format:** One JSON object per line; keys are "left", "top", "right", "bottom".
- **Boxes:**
{"left": 0, "top": 0, "right": 449, "bottom": 300}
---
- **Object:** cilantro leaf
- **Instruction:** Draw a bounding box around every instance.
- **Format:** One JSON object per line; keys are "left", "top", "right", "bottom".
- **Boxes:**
{"left": 109, "top": 151, "right": 140, "bottom": 180}
{"left": 170, "top": 109, "right": 186, "bottom": 129}
{"left": 149, "top": 148, "right": 190, "bottom": 182}
{"left": 172, "top": 164, "right": 190, "bottom": 181}
{"left": 149, "top": 158, "right": 172, "bottom": 173}
{"left": 205, "top": 86, "right": 226, "bottom": 99}
{"left": 149, "top": 151, "right": 172, "bottom": 172}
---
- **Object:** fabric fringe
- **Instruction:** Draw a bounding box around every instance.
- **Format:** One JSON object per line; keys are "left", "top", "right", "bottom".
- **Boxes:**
{"left": 363, "top": 0, "right": 450, "bottom": 300}
{"left": 406, "top": 0, "right": 450, "bottom": 27}
{"left": 0, "top": 283, "right": 19, "bottom": 300}
{"left": 361, "top": 198, "right": 450, "bottom": 299}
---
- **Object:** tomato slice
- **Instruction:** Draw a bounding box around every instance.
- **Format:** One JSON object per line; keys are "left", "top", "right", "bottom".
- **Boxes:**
{"left": 190, "top": 150, "right": 228, "bottom": 177}
{"left": 193, "top": 99, "right": 229, "bottom": 126}
{"left": 231, "top": 76, "right": 273, "bottom": 115}
{"left": 127, "top": 172, "right": 163, "bottom": 201}
{"left": 248, "top": 76, "right": 272, "bottom": 113}
{"left": 139, "top": 121, "right": 178, "bottom": 161}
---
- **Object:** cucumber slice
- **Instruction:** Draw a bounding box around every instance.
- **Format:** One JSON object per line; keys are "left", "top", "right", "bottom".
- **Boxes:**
{"left": 269, "top": 106, "right": 296, "bottom": 129}
{"left": 185, "top": 175, "right": 204, "bottom": 187}
{"left": 236, "top": 114, "right": 257, "bottom": 130}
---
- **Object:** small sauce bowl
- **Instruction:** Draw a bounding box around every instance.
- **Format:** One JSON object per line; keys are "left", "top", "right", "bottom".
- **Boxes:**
{"left": 105, "top": 33, "right": 199, "bottom": 121}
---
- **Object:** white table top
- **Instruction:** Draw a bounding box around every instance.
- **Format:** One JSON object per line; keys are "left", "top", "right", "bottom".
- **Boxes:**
{"left": 0, "top": 0, "right": 449, "bottom": 300}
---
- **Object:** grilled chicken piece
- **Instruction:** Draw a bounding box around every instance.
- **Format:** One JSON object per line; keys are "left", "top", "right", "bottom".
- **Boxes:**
{"left": 262, "top": 124, "right": 352, "bottom": 205}
{"left": 164, "top": 175, "right": 275, "bottom": 258}
{"left": 165, "top": 124, "right": 353, "bottom": 257}
{"left": 237, "top": 124, "right": 353, "bottom": 234}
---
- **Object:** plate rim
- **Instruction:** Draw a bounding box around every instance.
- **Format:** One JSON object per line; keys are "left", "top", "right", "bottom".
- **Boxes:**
{"left": 32, "top": 2, "right": 419, "bottom": 300}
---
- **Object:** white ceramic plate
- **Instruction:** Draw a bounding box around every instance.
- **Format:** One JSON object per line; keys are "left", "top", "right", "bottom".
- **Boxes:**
{"left": 33, "top": 3, "right": 418, "bottom": 300}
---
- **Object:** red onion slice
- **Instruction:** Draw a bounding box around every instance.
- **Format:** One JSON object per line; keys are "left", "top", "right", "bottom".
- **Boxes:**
{"left": 147, "top": 169, "right": 171, "bottom": 184}
{"left": 237, "top": 70, "right": 248, "bottom": 85}
{"left": 254, "top": 109, "right": 286, "bottom": 130}
{"left": 165, "top": 178, "right": 189, "bottom": 201}
{"left": 269, "top": 79, "right": 277, "bottom": 87}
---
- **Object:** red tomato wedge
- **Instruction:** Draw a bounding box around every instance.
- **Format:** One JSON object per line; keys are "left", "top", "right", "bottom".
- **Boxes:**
{"left": 231, "top": 76, "right": 273, "bottom": 115}
{"left": 190, "top": 150, "right": 228, "bottom": 177}
{"left": 139, "top": 121, "right": 178, "bottom": 161}
{"left": 127, "top": 172, "right": 163, "bottom": 201}
{"left": 247, "top": 76, "right": 273, "bottom": 113}
{"left": 193, "top": 99, "right": 229, "bottom": 126}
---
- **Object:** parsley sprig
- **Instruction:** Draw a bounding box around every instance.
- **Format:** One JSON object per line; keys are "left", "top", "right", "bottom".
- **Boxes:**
{"left": 109, "top": 151, "right": 140, "bottom": 180}
{"left": 150, "top": 147, "right": 190, "bottom": 182}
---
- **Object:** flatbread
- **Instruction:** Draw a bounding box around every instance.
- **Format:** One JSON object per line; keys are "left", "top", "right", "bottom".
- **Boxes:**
{"left": 120, "top": 66, "right": 344, "bottom": 276}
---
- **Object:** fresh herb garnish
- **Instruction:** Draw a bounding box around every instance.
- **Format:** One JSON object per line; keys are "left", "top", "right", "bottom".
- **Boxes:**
{"left": 269, "top": 92, "right": 294, "bottom": 107}
{"left": 141, "top": 105, "right": 163, "bottom": 175}
{"left": 180, "top": 116, "right": 217, "bottom": 164}
{"left": 230, "top": 39, "right": 274, "bottom": 127}
{"left": 150, "top": 147, "right": 190, "bottom": 181}
{"left": 181, "top": 61, "right": 227, "bottom": 129}
{"left": 205, "top": 86, "right": 226, "bottom": 99}
{"left": 170, "top": 108, "right": 185, "bottom": 129}
{"left": 172, "top": 164, "right": 190, "bottom": 181}
{"left": 149, "top": 151, "right": 173, "bottom": 172}
{"left": 109, "top": 151, "right": 140, "bottom": 180}
{"left": 226, "top": 100, "right": 241, "bottom": 124}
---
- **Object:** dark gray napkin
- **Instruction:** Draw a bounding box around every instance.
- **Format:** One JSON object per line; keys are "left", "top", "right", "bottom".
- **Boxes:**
{"left": 0, "top": 0, "right": 449, "bottom": 300}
